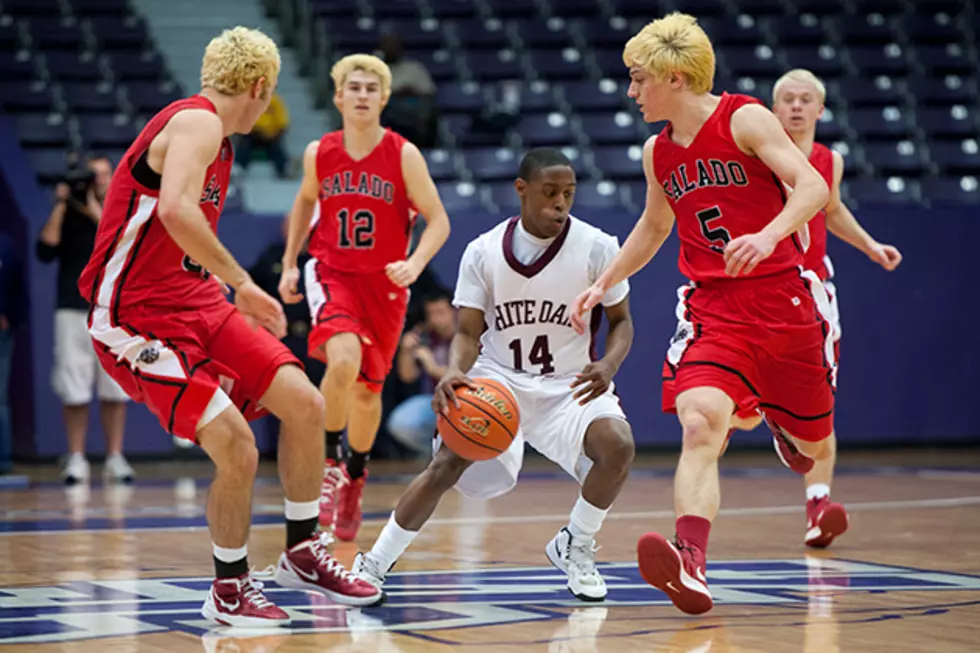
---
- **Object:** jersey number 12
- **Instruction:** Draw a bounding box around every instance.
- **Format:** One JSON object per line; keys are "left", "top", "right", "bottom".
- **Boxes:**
{"left": 508, "top": 335, "right": 555, "bottom": 374}
{"left": 337, "top": 208, "right": 376, "bottom": 248}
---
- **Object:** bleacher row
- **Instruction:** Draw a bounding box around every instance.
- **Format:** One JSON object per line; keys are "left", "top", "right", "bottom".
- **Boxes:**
{"left": 6, "top": 0, "right": 980, "bottom": 212}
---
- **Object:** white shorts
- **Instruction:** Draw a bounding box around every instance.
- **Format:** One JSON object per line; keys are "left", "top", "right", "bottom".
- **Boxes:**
{"left": 436, "top": 357, "right": 628, "bottom": 500}
{"left": 823, "top": 280, "right": 841, "bottom": 343}
{"left": 53, "top": 308, "right": 129, "bottom": 405}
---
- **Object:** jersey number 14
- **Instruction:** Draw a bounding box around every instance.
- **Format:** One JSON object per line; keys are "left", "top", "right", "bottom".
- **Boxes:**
{"left": 508, "top": 335, "right": 555, "bottom": 374}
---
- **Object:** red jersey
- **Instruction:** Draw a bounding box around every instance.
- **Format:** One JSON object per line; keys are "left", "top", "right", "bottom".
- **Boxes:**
{"left": 802, "top": 142, "right": 835, "bottom": 280}
{"left": 78, "top": 95, "right": 233, "bottom": 313}
{"left": 653, "top": 93, "right": 804, "bottom": 283}
{"left": 309, "top": 129, "right": 415, "bottom": 274}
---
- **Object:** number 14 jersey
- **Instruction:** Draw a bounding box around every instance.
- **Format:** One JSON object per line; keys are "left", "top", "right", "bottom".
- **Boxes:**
{"left": 453, "top": 216, "right": 629, "bottom": 378}
{"left": 310, "top": 129, "right": 415, "bottom": 273}
{"left": 653, "top": 92, "right": 805, "bottom": 283}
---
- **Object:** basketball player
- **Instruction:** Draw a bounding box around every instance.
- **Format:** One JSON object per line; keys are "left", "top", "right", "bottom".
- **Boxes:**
{"left": 77, "top": 27, "right": 381, "bottom": 626}
{"left": 350, "top": 148, "right": 637, "bottom": 604}
{"left": 279, "top": 54, "right": 451, "bottom": 542}
{"left": 571, "top": 13, "right": 835, "bottom": 615}
{"left": 772, "top": 68, "right": 902, "bottom": 548}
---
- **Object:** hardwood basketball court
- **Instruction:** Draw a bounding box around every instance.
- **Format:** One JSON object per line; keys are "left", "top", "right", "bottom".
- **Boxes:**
{"left": 1, "top": 450, "right": 979, "bottom": 651}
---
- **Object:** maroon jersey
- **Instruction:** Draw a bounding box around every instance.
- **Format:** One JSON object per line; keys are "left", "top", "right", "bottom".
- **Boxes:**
{"left": 802, "top": 142, "right": 835, "bottom": 280}
{"left": 309, "top": 129, "right": 415, "bottom": 274}
{"left": 78, "top": 95, "right": 233, "bottom": 313}
{"left": 654, "top": 92, "right": 804, "bottom": 283}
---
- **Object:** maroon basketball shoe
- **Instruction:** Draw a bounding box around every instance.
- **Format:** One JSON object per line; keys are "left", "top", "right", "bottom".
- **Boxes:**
{"left": 335, "top": 468, "right": 367, "bottom": 542}
{"left": 319, "top": 460, "right": 346, "bottom": 530}
{"left": 805, "top": 496, "right": 849, "bottom": 548}
{"left": 200, "top": 573, "right": 290, "bottom": 627}
{"left": 637, "top": 532, "right": 713, "bottom": 615}
{"left": 274, "top": 536, "right": 381, "bottom": 606}
{"left": 766, "top": 418, "right": 815, "bottom": 474}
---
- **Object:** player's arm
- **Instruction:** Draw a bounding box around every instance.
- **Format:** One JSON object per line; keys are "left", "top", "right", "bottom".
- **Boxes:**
{"left": 156, "top": 110, "right": 250, "bottom": 289}
{"left": 279, "top": 140, "right": 320, "bottom": 303}
{"left": 396, "top": 331, "right": 423, "bottom": 384}
{"left": 570, "top": 136, "right": 673, "bottom": 333}
{"left": 825, "top": 151, "right": 902, "bottom": 271}
{"left": 726, "top": 103, "right": 829, "bottom": 276}
{"left": 572, "top": 296, "right": 634, "bottom": 405}
{"left": 389, "top": 142, "right": 451, "bottom": 288}
{"left": 432, "top": 307, "right": 483, "bottom": 413}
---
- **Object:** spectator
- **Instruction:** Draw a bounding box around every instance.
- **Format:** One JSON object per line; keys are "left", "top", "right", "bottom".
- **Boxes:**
{"left": 386, "top": 289, "right": 456, "bottom": 453}
{"left": 237, "top": 92, "right": 291, "bottom": 178}
{"left": 0, "top": 231, "right": 27, "bottom": 475}
{"left": 379, "top": 33, "right": 438, "bottom": 147}
{"left": 37, "top": 154, "right": 133, "bottom": 485}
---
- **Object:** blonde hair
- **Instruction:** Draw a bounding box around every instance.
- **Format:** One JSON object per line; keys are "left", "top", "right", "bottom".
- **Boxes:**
{"left": 331, "top": 54, "right": 392, "bottom": 99}
{"left": 773, "top": 69, "right": 827, "bottom": 104}
{"left": 200, "top": 27, "right": 280, "bottom": 96}
{"left": 623, "top": 12, "right": 715, "bottom": 94}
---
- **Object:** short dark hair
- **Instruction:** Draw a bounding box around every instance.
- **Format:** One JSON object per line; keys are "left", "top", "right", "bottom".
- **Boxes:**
{"left": 422, "top": 287, "right": 453, "bottom": 307}
{"left": 517, "top": 147, "right": 573, "bottom": 181}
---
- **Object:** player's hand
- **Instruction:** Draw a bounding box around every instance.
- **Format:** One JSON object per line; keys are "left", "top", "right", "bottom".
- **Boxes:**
{"left": 400, "top": 331, "right": 421, "bottom": 351}
{"left": 386, "top": 258, "right": 422, "bottom": 288}
{"left": 724, "top": 231, "right": 778, "bottom": 277}
{"left": 571, "top": 360, "right": 614, "bottom": 405}
{"left": 278, "top": 265, "right": 303, "bottom": 304}
{"left": 570, "top": 283, "right": 606, "bottom": 335}
{"left": 432, "top": 368, "right": 477, "bottom": 415}
{"left": 235, "top": 279, "right": 287, "bottom": 339}
{"left": 868, "top": 242, "right": 902, "bottom": 271}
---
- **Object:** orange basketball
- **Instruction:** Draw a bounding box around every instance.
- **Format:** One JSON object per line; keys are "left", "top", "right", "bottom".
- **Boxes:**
{"left": 437, "top": 377, "right": 520, "bottom": 461}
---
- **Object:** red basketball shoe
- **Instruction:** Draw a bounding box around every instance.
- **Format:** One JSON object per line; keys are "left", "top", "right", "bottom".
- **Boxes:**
{"left": 274, "top": 536, "right": 382, "bottom": 606}
{"left": 637, "top": 532, "right": 713, "bottom": 615}
{"left": 201, "top": 573, "right": 290, "bottom": 627}
{"left": 805, "top": 496, "right": 849, "bottom": 548}
{"left": 766, "top": 418, "right": 815, "bottom": 474}
{"left": 335, "top": 468, "right": 367, "bottom": 542}
{"left": 319, "top": 459, "right": 346, "bottom": 530}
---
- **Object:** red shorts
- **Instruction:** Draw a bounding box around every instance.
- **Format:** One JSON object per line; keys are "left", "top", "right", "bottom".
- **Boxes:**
{"left": 303, "top": 259, "right": 409, "bottom": 392}
{"left": 89, "top": 301, "right": 300, "bottom": 442}
{"left": 662, "top": 268, "right": 837, "bottom": 442}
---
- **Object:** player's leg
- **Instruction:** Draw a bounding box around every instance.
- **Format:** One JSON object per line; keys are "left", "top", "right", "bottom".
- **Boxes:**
{"left": 54, "top": 309, "right": 94, "bottom": 484}
{"left": 97, "top": 367, "right": 133, "bottom": 483}
{"left": 351, "top": 443, "right": 474, "bottom": 602}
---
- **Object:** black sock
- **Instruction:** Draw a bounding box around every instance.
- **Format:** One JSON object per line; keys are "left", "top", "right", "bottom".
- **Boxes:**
{"left": 214, "top": 556, "right": 249, "bottom": 579}
{"left": 347, "top": 450, "right": 369, "bottom": 479}
{"left": 286, "top": 517, "right": 319, "bottom": 549}
{"left": 325, "top": 430, "right": 344, "bottom": 463}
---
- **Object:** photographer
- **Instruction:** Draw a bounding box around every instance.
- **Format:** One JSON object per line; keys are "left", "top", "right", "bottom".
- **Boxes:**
{"left": 36, "top": 153, "right": 133, "bottom": 485}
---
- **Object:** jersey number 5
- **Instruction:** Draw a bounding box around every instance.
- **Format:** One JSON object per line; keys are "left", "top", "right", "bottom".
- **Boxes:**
{"left": 696, "top": 206, "right": 732, "bottom": 254}
{"left": 337, "top": 208, "right": 376, "bottom": 249}
{"left": 508, "top": 335, "right": 555, "bottom": 374}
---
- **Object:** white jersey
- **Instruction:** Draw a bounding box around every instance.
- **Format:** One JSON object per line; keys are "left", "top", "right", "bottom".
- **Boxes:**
{"left": 453, "top": 216, "right": 630, "bottom": 377}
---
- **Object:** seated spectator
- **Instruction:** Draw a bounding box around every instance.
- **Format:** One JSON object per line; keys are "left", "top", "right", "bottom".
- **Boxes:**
{"left": 238, "top": 92, "right": 290, "bottom": 178}
{"left": 379, "top": 33, "right": 438, "bottom": 147}
{"left": 386, "top": 290, "right": 456, "bottom": 454}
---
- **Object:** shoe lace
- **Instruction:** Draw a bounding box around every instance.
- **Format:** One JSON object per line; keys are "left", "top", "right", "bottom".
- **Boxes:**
{"left": 242, "top": 575, "right": 275, "bottom": 609}
{"left": 322, "top": 467, "right": 347, "bottom": 503}
{"left": 566, "top": 536, "right": 601, "bottom": 578}
{"left": 311, "top": 538, "right": 354, "bottom": 581}
{"left": 353, "top": 553, "right": 386, "bottom": 585}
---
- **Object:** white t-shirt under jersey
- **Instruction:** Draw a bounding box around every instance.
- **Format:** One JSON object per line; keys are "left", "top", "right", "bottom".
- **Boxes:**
{"left": 453, "top": 216, "right": 629, "bottom": 377}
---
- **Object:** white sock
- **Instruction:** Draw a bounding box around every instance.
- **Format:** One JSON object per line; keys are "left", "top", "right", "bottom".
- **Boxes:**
{"left": 213, "top": 543, "right": 248, "bottom": 563}
{"left": 369, "top": 513, "right": 419, "bottom": 570}
{"left": 568, "top": 495, "right": 609, "bottom": 540}
{"left": 806, "top": 483, "right": 831, "bottom": 501}
{"left": 284, "top": 499, "right": 319, "bottom": 521}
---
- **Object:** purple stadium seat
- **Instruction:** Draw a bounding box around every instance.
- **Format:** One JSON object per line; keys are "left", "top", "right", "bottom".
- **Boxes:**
{"left": 843, "top": 178, "right": 917, "bottom": 205}
{"left": 487, "top": 181, "right": 520, "bottom": 214}
{"left": 835, "top": 77, "right": 904, "bottom": 107}
{"left": 766, "top": 16, "right": 827, "bottom": 45}
{"left": 397, "top": 49, "right": 456, "bottom": 81}
{"left": 449, "top": 19, "right": 509, "bottom": 49}
{"left": 436, "top": 181, "right": 484, "bottom": 212}
{"left": 790, "top": 0, "right": 847, "bottom": 15}
{"left": 486, "top": 0, "right": 539, "bottom": 19}
{"left": 847, "top": 45, "right": 910, "bottom": 77}
{"left": 847, "top": 107, "right": 915, "bottom": 141}
{"left": 328, "top": 18, "right": 443, "bottom": 50}
{"left": 28, "top": 148, "right": 71, "bottom": 184}
{"left": 593, "top": 48, "right": 627, "bottom": 78}
{"left": 783, "top": 46, "right": 844, "bottom": 78}
{"left": 580, "top": 112, "right": 643, "bottom": 145}
{"left": 920, "top": 177, "right": 980, "bottom": 206}
{"left": 15, "top": 114, "right": 71, "bottom": 147}
{"left": 574, "top": 17, "right": 632, "bottom": 47}
{"left": 25, "top": 18, "right": 84, "bottom": 50}
{"left": 0, "top": 81, "right": 55, "bottom": 112}
{"left": 908, "top": 76, "right": 977, "bottom": 107}
{"left": 307, "top": 0, "right": 361, "bottom": 18}
{"left": 848, "top": 0, "right": 908, "bottom": 15}
{"left": 465, "top": 50, "right": 522, "bottom": 81}
{"left": 592, "top": 145, "right": 645, "bottom": 180}
{"left": 87, "top": 16, "right": 148, "bottom": 51}
{"left": 561, "top": 80, "right": 627, "bottom": 113}
{"left": 124, "top": 81, "right": 182, "bottom": 114}
{"left": 899, "top": 15, "right": 965, "bottom": 44}
{"left": 913, "top": 45, "right": 972, "bottom": 76}
{"left": 832, "top": 16, "right": 895, "bottom": 44}
{"left": 700, "top": 16, "right": 766, "bottom": 47}
{"left": 813, "top": 113, "right": 846, "bottom": 143}
{"left": 427, "top": 0, "right": 479, "bottom": 19}
{"left": 1, "top": 0, "right": 61, "bottom": 16}
{"left": 862, "top": 143, "right": 928, "bottom": 177}
{"left": 463, "top": 147, "right": 522, "bottom": 181}
{"left": 735, "top": 0, "right": 787, "bottom": 16}
{"left": 513, "top": 113, "right": 575, "bottom": 147}
{"left": 0, "top": 20, "right": 20, "bottom": 50}
{"left": 545, "top": 0, "right": 599, "bottom": 18}
{"left": 60, "top": 81, "right": 119, "bottom": 113}
{"left": 572, "top": 180, "right": 625, "bottom": 210}
{"left": 918, "top": 106, "right": 980, "bottom": 140}
{"left": 44, "top": 52, "right": 103, "bottom": 81}
{"left": 606, "top": 0, "right": 659, "bottom": 18}
{"left": 484, "top": 81, "right": 558, "bottom": 113}
{"left": 441, "top": 113, "right": 472, "bottom": 137}
{"left": 513, "top": 18, "right": 572, "bottom": 48}
{"left": 421, "top": 149, "right": 456, "bottom": 181}
{"left": 65, "top": 0, "right": 131, "bottom": 15}
{"left": 78, "top": 114, "right": 140, "bottom": 148}
{"left": 527, "top": 49, "right": 586, "bottom": 80}
{"left": 107, "top": 52, "right": 166, "bottom": 81}
{"left": 372, "top": 0, "right": 423, "bottom": 19}
{"left": 660, "top": 0, "right": 726, "bottom": 18}
{"left": 435, "top": 83, "right": 484, "bottom": 112}
{"left": 722, "top": 47, "right": 782, "bottom": 78}
{"left": 930, "top": 140, "right": 980, "bottom": 176}
{"left": 0, "top": 51, "right": 37, "bottom": 80}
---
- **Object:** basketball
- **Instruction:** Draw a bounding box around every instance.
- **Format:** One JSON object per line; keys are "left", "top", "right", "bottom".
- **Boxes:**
{"left": 436, "top": 378, "right": 520, "bottom": 461}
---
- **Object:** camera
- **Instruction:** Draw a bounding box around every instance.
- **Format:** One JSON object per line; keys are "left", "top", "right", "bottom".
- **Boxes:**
{"left": 61, "top": 166, "right": 96, "bottom": 205}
